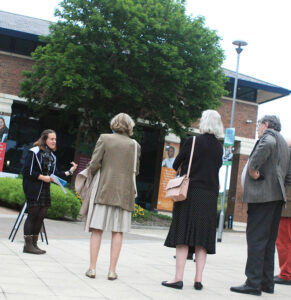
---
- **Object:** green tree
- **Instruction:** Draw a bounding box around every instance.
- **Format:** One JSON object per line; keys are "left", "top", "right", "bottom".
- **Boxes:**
{"left": 20, "top": 0, "right": 226, "bottom": 140}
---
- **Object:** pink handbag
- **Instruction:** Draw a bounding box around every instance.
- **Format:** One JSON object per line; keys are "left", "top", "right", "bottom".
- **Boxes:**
{"left": 165, "top": 137, "right": 196, "bottom": 202}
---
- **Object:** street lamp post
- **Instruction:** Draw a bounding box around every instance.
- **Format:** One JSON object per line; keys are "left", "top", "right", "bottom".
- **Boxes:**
{"left": 217, "top": 40, "right": 247, "bottom": 242}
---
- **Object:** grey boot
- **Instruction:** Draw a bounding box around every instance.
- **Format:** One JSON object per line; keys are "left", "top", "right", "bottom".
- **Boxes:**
{"left": 32, "top": 235, "right": 46, "bottom": 254}
{"left": 23, "top": 235, "right": 43, "bottom": 254}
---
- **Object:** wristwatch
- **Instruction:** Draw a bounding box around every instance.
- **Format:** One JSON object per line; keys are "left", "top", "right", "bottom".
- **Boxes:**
{"left": 68, "top": 170, "right": 73, "bottom": 176}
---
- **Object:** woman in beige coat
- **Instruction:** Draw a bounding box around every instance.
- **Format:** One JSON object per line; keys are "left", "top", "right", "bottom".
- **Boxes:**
{"left": 85, "top": 113, "right": 141, "bottom": 280}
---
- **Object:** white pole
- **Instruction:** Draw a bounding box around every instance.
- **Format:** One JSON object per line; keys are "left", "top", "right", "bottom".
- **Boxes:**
{"left": 217, "top": 41, "right": 246, "bottom": 242}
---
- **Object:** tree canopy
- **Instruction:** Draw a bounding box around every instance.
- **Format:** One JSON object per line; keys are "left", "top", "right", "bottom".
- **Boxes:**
{"left": 20, "top": 0, "right": 226, "bottom": 139}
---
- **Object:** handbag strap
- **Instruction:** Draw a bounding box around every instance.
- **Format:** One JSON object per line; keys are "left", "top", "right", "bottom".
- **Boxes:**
{"left": 133, "top": 140, "right": 137, "bottom": 173}
{"left": 133, "top": 140, "right": 138, "bottom": 197}
{"left": 186, "top": 136, "right": 196, "bottom": 178}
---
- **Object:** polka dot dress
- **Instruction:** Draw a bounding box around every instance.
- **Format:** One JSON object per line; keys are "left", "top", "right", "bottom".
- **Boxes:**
{"left": 164, "top": 187, "right": 218, "bottom": 254}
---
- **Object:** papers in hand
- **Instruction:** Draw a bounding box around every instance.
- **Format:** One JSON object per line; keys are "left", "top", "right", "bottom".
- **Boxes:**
{"left": 50, "top": 174, "right": 67, "bottom": 194}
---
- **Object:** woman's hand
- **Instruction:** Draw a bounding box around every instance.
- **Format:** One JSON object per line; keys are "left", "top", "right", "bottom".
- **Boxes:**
{"left": 38, "top": 174, "right": 51, "bottom": 183}
{"left": 249, "top": 168, "right": 260, "bottom": 180}
{"left": 65, "top": 162, "right": 78, "bottom": 176}
{"left": 69, "top": 161, "right": 78, "bottom": 173}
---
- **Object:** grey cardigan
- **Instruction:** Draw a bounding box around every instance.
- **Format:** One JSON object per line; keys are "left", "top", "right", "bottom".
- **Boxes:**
{"left": 243, "top": 129, "right": 290, "bottom": 203}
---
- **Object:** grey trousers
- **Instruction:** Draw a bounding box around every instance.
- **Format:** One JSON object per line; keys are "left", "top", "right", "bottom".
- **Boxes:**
{"left": 245, "top": 200, "right": 283, "bottom": 288}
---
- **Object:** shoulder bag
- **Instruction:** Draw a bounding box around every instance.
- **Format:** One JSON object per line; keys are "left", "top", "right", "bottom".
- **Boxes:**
{"left": 165, "top": 137, "right": 196, "bottom": 202}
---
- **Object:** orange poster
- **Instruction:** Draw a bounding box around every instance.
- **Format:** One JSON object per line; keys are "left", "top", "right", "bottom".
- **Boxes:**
{"left": 157, "top": 141, "right": 180, "bottom": 211}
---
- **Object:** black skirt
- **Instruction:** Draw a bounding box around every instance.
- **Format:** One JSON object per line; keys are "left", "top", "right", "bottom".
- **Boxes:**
{"left": 164, "top": 187, "right": 218, "bottom": 254}
{"left": 26, "top": 182, "right": 51, "bottom": 208}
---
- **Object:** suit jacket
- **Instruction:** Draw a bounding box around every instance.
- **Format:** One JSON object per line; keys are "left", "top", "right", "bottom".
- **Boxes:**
{"left": 88, "top": 133, "right": 141, "bottom": 212}
{"left": 243, "top": 129, "right": 290, "bottom": 203}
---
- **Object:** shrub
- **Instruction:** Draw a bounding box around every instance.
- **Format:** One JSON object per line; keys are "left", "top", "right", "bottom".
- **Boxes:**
{"left": 132, "top": 204, "right": 145, "bottom": 219}
{"left": 0, "top": 177, "right": 81, "bottom": 219}
{"left": 132, "top": 204, "right": 172, "bottom": 222}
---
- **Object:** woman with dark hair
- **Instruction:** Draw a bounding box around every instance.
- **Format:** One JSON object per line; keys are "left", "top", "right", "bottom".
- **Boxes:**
{"left": 22, "top": 129, "right": 77, "bottom": 254}
{"left": 0, "top": 117, "right": 9, "bottom": 142}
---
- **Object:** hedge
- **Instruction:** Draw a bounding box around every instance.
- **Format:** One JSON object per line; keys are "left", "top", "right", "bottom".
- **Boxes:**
{"left": 0, "top": 177, "right": 81, "bottom": 219}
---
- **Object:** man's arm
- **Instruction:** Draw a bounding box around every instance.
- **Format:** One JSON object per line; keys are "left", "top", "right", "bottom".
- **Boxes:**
{"left": 248, "top": 134, "right": 276, "bottom": 179}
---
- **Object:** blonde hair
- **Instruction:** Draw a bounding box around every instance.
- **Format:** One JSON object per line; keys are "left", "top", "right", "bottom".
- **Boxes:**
{"left": 199, "top": 110, "right": 224, "bottom": 138}
{"left": 110, "top": 113, "right": 135, "bottom": 136}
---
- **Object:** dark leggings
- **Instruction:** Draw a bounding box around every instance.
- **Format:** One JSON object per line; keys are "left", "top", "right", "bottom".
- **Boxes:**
{"left": 24, "top": 207, "right": 48, "bottom": 235}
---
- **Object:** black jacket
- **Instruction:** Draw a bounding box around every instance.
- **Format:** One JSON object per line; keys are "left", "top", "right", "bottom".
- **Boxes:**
{"left": 22, "top": 146, "right": 66, "bottom": 200}
{"left": 173, "top": 134, "right": 223, "bottom": 194}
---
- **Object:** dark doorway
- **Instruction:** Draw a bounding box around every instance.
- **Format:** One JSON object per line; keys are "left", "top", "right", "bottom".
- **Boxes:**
{"left": 3, "top": 102, "right": 77, "bottom": 176}
{"left": 136, "top": 126, "right": 163, "bottom": 210}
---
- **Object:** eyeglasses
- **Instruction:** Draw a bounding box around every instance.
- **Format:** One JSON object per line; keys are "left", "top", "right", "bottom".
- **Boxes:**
{"left": 256, "top": 122, "right": 265, "bottom": 128}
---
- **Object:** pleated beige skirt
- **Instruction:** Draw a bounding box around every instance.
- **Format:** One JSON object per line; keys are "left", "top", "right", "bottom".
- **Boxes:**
{"left": 89, "top": 204, "right": 132, "bottom": 233}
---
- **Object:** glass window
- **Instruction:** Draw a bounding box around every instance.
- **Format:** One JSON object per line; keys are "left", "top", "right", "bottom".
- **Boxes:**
{"left": 0, "top": 34, "right": 40, "bottom": 56}
{"left": 225, "top": 82, "right": 257, "bottom": 102}
{"left": 3, "top": 103, "right": 77, "bottom": 176}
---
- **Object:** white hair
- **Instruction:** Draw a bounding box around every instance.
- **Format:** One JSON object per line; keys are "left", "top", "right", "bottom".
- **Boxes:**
{"left": 199, "top": 110, "right": 224, "bottom": 138}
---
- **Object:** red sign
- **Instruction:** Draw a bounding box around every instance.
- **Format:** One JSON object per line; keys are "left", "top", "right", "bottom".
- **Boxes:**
{"left": 75, "top": 153, "right": 91, "bottom": 174}
{"left": 0, "top": 142, "right": 7, "bottom": 172}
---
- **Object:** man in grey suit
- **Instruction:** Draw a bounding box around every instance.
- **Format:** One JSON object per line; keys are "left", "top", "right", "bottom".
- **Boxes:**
{"left": 231, "top": 115, "right": 291, "bottom": 296}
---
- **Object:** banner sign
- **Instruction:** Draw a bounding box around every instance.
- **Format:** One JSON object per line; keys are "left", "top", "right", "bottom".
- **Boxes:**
{"left": 75, "top": 153, "right": 91, "bottom": 174}
{"left": 223, "top": 128, "right": 235, "bottom": 166}
{"left": 0, "top": 114, "right": 11, "bottom": 172}
{"left": 0, "top": 142, "right": 7, "bottom": 172}
{"left": 157, "top": 141, "right": 180, "bottom": 211}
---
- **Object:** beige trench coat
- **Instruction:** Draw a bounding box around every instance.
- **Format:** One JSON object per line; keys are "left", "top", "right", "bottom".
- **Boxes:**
{"left": 89, "top": 133, "right": 141, "bottom": 212}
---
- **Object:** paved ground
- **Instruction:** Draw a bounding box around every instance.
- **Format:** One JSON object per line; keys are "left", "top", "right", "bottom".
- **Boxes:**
{"left": 0, "top": 207, "right": 290, "bottom": 300}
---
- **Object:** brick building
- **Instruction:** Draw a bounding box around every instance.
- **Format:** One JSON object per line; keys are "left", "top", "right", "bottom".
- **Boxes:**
{"left": 0, "top": 11, "right": 290, "bottom": 229}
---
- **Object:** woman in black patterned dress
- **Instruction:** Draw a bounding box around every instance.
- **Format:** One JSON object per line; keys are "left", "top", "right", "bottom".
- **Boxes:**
{"left": 162, "top": 110, "right": 224, "bottom": 290}
{"left": 22, "top": 129, "right": 77, "bottom": 254}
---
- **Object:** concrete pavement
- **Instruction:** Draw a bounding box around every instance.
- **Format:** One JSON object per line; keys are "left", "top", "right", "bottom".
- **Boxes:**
{"left": 0, "top": 207, "right": 290, "bottom": 300}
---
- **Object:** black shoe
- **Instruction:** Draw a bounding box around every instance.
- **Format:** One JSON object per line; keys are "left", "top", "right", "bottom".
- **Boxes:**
{"left": 274, "top": 275, "right": 291, "bottom": 285}
{"left": 161, "top": 281, "right": 183, "bottom": 289}
{"left": 230, "top": 284, "right": 261, "bottom": 296}
{"left": 187, "top": 253, "right": 194, "bottom": 260}
{"left": 261, "top": 286, "right": 274, "bottom": 294}
{"left": 194, "top": 282, "right": 203, "bottom": 290}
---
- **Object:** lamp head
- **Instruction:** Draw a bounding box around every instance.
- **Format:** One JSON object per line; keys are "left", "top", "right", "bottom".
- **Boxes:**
{"left": 232, "top": 40, "right": 248, "bottom": 47}
{"left": 232, "top": 40, "right": 247, "bottom": 54}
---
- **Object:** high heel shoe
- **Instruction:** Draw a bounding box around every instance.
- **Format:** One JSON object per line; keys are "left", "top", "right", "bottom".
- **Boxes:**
{"left": 194, "top": 282, "right": 203, "bottom": 290}
{"left": 108, "top": 271, "right": 118, "bottom": 280}
{"left": 85, "top": 269, "right": 96, "bottom": 278}
{"left": 161, "top": 281, "right": 183, "bottom": 289}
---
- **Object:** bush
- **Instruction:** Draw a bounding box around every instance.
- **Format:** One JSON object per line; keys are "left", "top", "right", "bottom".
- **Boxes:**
{"left": 0, "top": 177, "right": 81, "bottom": 219}
{"left": 132, "top": 204, "right": 172, "bottom": 222}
